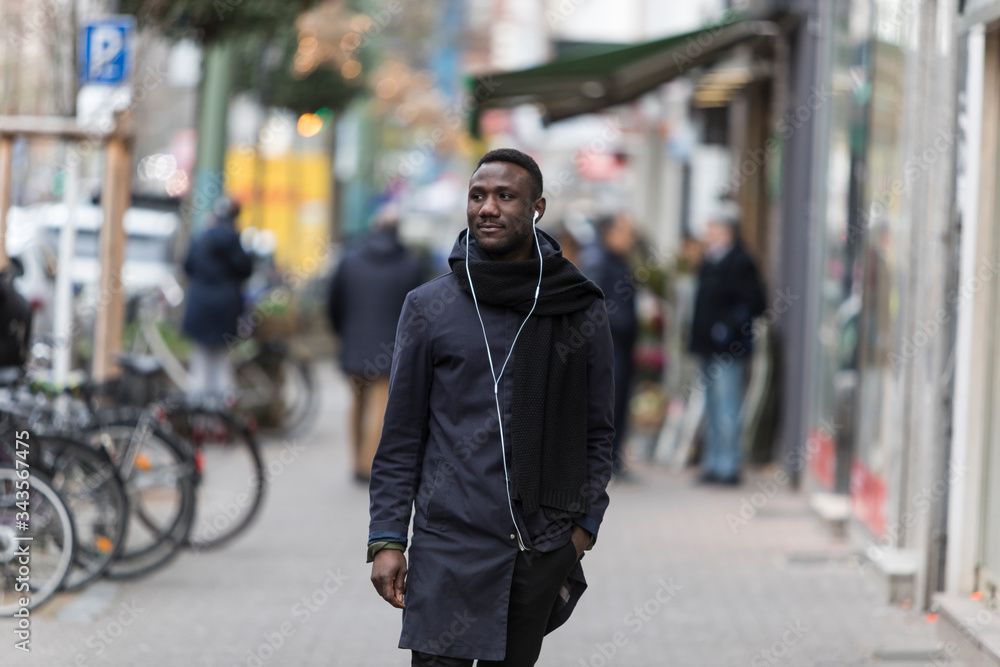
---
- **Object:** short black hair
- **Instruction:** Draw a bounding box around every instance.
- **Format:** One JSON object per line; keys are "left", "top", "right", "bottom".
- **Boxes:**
{"left": 476, "top": 148, "right": 543, "bottom": 200}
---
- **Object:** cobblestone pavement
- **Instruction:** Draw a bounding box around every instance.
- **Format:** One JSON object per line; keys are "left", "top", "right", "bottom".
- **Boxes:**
{"left": 5, "top": 361, "right": 960, "bottom": 666}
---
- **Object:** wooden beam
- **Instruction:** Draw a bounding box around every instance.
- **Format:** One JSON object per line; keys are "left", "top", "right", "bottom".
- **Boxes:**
{"left": 0, "top": 115, "right": 125, "bottom": 141}
{"left": 91, "top": 134, "right": 132, "bottom": 382}
{"left": 0, "top": 136, "right": 11, "bottom": 272}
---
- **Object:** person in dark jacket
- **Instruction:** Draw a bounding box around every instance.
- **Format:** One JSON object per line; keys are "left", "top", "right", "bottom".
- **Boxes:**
{"left": 327, "top": 205, "right": 423, "bottom": 481}
{"left": 368, "top": 149, "right": 615, "bottom": 666}
{"left": 689, "top": 208, "right": 766, "bottom": 485}
{"left": 182, "top": 196, "right": 252, "bottom": 399}
{"left": 582, "top": 213, "right": 638, "bottom": 476}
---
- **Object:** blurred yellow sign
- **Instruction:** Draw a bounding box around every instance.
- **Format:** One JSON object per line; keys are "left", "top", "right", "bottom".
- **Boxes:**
{"left": 225, "top": 149, "right": 332, "bottom": 275}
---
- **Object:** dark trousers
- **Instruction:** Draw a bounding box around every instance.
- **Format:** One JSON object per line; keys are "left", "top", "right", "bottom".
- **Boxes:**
{"left": 411, "top": 542, "right": 578, "bottom": 667}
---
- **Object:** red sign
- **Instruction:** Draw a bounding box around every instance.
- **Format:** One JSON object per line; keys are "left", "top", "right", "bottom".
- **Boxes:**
{"left": 808, "top": 427, "right": 836, "bottom": 491}
{"left": 574, "top": 150, "right": 626, "bottom": 181}
{"left": 850, "top": 460, "right": 886, "bottom": 536}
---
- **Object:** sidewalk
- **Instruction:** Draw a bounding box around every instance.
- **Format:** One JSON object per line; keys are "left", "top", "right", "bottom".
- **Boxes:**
{"left": 7, "top": 361, "right": 956, "bottom": 666}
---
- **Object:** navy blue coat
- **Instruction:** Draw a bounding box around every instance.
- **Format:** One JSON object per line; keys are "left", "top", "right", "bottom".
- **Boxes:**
{"left": 327, "top": 229, "right": 424, "bottom": 377}
{"left": 690, "top": 243, "right": 766, "bottom": 357}
{"left": 582, "top": 242, "right": 638, "bottom": 349}
{"left": 182, "top": 223, "right": 253, "bottom": 347}
{"left": 369, "top": 230, "right": 616, "bottom": 661}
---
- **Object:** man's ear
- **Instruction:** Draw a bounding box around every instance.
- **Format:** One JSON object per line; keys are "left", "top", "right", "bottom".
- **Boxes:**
{"left": 533, "top": 198, "right": 547, "bottom": 224}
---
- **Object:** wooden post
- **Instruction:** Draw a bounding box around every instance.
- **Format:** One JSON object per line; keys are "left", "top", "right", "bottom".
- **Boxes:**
{"left": 0, "top": 115, "right": 134, "bottom": 381}
{"left": 92, "top": 133, "right": 132, "bottom": 382}
{"left": 0, "top": 135, "right": 12, "bottom": 271}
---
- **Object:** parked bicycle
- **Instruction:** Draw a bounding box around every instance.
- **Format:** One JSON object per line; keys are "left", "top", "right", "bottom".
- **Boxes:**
{"left": 11, "top": 371, "right": 195, "bottom": 581}
{"left": 0, "top": 454, "right": 76, "bottom": 614}
{"left": 102, "top": 354, "right": 266, "bottom": 550}
{"left": 129, "top": 285, "right": 319, "bottom": 438}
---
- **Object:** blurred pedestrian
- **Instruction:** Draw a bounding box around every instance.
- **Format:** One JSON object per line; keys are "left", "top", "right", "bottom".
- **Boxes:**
{"left": 182, "top": 196, "right": 252, "bottom": 400}
{"left": 689, "top": 206, "right": 766, "bottom": 485}
{"left": 583, "top": 213, "right": 638, "bottom": 476}
{"left": 327, "top": 204, "right": 423, "bottom": 482}
{"left": 368, "top": 148, "right": 615, "bottom": 666}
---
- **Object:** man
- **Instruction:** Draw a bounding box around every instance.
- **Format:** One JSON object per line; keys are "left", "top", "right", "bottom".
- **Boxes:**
{"left": 368, "top": 148, "right": 615, "bottom": 666}
{"left": 689, "top": 207, "right": 766, "bottom": 485}
{"left": 582, "top": 213, "right": 638, "bottom": 476}
{"left": 328, "top": 203, "right": 423, "bottom": 481}
{"left": 182, "top": 196, "right": 253, "bottom": 399}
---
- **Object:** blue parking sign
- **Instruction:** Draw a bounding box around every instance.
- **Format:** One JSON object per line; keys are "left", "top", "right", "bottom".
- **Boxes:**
{"left": 79, "top": 16, "right": 135, "bottom": 85}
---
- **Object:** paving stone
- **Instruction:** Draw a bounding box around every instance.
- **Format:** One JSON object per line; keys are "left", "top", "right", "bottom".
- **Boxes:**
{"left": 3, "top": 362, "right": 957, "bottom": 666}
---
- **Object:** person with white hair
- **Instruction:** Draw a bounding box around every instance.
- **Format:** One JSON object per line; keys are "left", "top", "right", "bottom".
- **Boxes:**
{"left": 689, "top": 205, "right": 766, "bottom": 485}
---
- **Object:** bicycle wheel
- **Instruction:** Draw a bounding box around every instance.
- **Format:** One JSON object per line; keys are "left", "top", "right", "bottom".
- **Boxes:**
{"left": 31, "top": 435, "right": 129, "bottom": 590}
{"left": 0, "top": 468, "right": 75, "bottom": 615}
{"left": 234, "top": 351, "right": 318, "bottom": 438}
{"left": 277, "top": 356, "right": 318, "bottom": 438}
{"left": 166, "top": 406, "right": 266, "bottom": 549}
{"left": 87, "top": 420, "right": 196, "bottom": 579}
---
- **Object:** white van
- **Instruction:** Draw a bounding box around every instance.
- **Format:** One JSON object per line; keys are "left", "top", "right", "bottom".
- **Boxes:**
{"left": 9, "top": 202, "right": 179, "bottom": 282}
{"left": 4, "top": 211, "right": 58, "bottom": 334}
{"left": 6, "top": 202, "right": 181, "bottom": 332}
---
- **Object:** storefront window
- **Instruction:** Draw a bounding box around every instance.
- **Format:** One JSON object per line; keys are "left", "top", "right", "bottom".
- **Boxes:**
{"left": 851, "top": 0, "right": 908, "bottom": 538}
{"left": 981, "top": 146, "right": 1000, "bottom": 595}
{"left": 807, "top": 0, "right": 870, "bottom": 495}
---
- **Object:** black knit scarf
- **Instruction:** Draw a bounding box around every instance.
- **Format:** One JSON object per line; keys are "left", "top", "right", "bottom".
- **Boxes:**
{"left": 450, "top": 233, "right": 604, "bottom": 516}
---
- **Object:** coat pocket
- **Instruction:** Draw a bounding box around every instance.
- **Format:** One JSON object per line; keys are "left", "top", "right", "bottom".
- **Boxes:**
{"left": 416, "top": 459, "right": 455, "bottom": 530}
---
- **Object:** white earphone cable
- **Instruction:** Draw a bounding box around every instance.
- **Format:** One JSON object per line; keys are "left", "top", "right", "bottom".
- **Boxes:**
{"left": 464, "top": 214, "right": 543, "bottom": 551}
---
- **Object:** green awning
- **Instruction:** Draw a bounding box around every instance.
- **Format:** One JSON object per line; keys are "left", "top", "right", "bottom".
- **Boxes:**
{"left": 467, "top": 15, "right": 776, "bottom": 133}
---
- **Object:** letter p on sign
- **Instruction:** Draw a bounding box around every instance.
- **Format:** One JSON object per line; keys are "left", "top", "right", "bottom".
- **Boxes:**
{"left": 80, "top": 17, "right": 134, "bottom": 85}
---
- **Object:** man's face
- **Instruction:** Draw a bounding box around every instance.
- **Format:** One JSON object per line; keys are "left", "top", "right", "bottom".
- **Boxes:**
{"left": 605, "top": 215, "right": 637, "bottom": 256}
{"left": 703, "top": 220, "right": 733, "bottom": 251}
{"left": 467, "top": 161, "right": 544, "bottom": 261}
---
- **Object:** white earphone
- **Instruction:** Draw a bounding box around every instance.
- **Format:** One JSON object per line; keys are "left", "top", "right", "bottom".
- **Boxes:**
{"left": 464, "top": 210, "right": 543, "bottom": 550}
